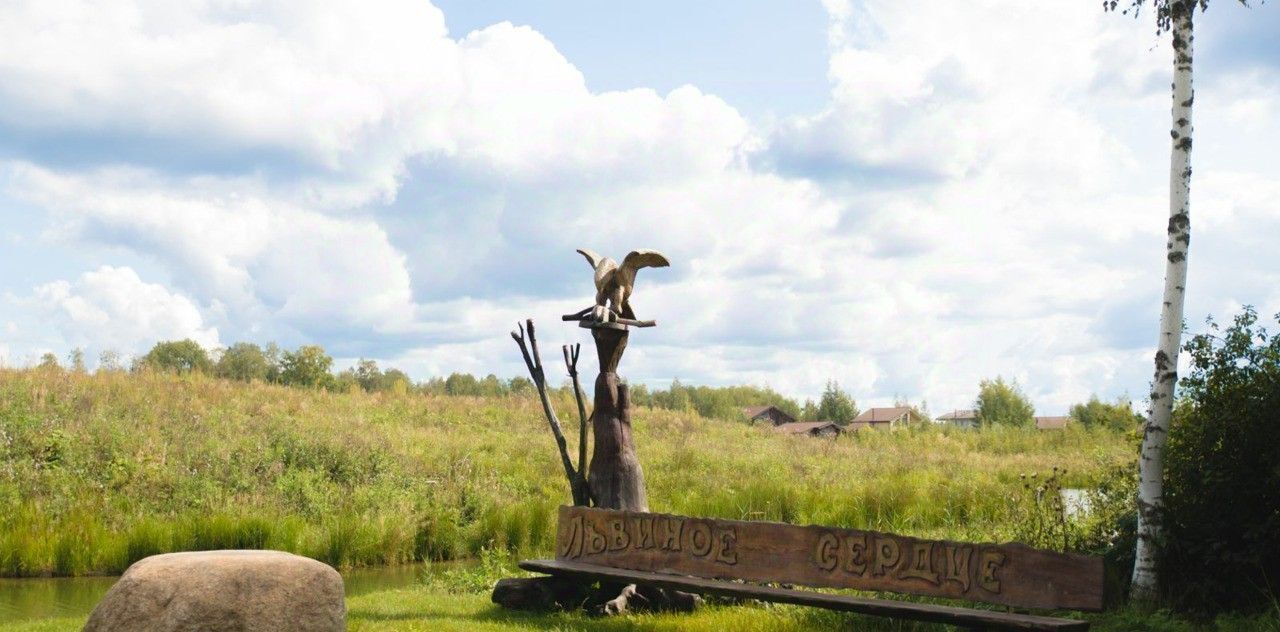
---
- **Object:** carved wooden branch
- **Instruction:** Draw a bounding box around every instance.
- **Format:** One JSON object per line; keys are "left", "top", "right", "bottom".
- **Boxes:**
{"left": 563, "top": 343, "right": 590, "bottom": 504}
{"left": 561, "top": 311, "right": 656, "bottom": 328}
{"left": 512, "top": 319, "right": 589, "bottom": 506}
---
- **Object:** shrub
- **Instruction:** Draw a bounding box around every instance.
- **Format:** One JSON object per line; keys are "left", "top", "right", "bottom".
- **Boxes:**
{"left": 138, "top": 340, "right": 212, "bottom": 374}
{"left": 279, "top": 345, "right": 334, "bottom": 388}
{"left": 975, "top": 376, "right": 1035, "bottom": 427}
{"left": 1162, "top": 307, "right": 1280, "bottom": 613}
{"left": 1009, "top": 468, "right": 1076, "bottom": 552}
{"left": 215, "top": 342, "right": 275, "bottom": 382}
{"left": 1069, "top": 395, "right": 1143, "bottom": 433}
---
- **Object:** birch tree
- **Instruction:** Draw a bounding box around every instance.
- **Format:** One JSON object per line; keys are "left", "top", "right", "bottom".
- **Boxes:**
{"left": 1105, "top": 0, "right": 1248, "bottom": 602}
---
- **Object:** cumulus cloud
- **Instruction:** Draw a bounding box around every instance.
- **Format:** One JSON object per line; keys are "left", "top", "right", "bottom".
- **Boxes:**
{"left": 6, "top": 163, "right": 417, "bottom": 339}
{"left": 0, "top": 1, "right": 753, "bottom": 206}
{"left": 29, "top": 265, "right": 219, "bottom": 354}
{"left": 0, "top": 0, "right": 1275, "bottom": 413}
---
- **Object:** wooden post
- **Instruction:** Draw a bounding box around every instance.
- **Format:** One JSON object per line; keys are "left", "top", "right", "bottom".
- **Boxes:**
{"left": 495, "top": 247, "right": 686, "bottom": 615}
{"left": 585, "top": 324, "right": 648, "bottom": 512}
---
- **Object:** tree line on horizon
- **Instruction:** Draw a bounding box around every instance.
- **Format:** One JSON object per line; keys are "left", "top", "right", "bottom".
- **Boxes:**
{"left": 31, "top": 339, "right": 1142, "bottom": 432}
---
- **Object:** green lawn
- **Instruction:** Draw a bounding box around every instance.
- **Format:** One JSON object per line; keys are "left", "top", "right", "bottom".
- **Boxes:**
{"left": 4, "top": 586, "right": 1277, "bottom": 632}
{"left": 3, "top": 369, "right": 1275, "bottom": 630}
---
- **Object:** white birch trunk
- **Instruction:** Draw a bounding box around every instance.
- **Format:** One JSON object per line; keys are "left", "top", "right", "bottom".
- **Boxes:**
{"left": 1131, "top": 0, "right": 1194, "bottom": 602}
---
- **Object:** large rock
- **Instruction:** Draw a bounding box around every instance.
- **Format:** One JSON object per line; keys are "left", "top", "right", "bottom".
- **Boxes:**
{"left": 83, "top": 550, "right": 345, "bottom": 632}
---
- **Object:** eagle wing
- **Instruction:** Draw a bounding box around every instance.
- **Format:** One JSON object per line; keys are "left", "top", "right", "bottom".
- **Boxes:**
{"left": 620, "top": 249, "right": 670, "bottom": 276}
{"left": 576, "top": 248, "right": 605, "bottom": 270}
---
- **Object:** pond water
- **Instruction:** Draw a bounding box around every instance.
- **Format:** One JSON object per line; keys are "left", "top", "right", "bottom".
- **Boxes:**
{"left": 0, "top": 561, "right": 458, "bottom": 625}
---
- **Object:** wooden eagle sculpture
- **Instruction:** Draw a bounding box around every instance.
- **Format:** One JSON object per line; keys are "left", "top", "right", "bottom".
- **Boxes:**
{"left": 576, "top": 248, "right": 670, "bottom": 323}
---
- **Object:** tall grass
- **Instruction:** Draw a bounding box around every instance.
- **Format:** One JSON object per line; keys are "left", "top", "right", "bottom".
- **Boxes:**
{"left": 0, "top": 368, "right": 1134, "bottom": 577}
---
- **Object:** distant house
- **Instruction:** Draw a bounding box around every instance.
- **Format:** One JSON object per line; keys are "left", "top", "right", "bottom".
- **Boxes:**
{"left": 742, "top": 405, "right": 796, "bottom": 426}
{"left": 851, "top": 407, "right": 922, "bottom": 430}
{"left": 773, "top": 421, "right": 843, "bottom": 438}
{"left": 1035, "top": 416, "right": 1071, "bottom": 430}
{"left": 938, "top": 409, "right": 978, "bottom": 429}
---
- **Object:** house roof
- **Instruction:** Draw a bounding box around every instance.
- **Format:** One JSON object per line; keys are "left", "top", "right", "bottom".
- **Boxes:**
{"left": 773, "top": 421, "right": 842, "bottom": 435}
{"left": 938, "top": 409, "right": 977, "bottom": 420}
{"left": 1035, "top": 416, "right": 1071, "bottom": 430}
{"left": 742, "top": 405, "right": 795, "bottom": 422}
{"left": 853, "top": 407, "right": 915, "bottom": 423}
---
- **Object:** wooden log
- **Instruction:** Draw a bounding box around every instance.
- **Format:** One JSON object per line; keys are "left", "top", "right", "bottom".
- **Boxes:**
{"left": 520, "top": 559, "right": 1090, "bottom": 631}
{"left": 587, "top": 375, "right": 648, "bottom": 513}
{"left": 511, "top": 320, "right": 589, "bottom": 506}
{"left": 586, "top": 326, "right": 648, "bottom": 513}
{"left": 491, "top": 576, "right": 590, "bottom": 611}
{"left": 553, "top": 506, "right": 1105, "bottom": 612}
{"left": 563, "top": 343, "right": 590, "bottom": 493}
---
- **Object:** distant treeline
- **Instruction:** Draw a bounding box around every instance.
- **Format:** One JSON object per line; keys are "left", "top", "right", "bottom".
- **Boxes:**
{"left": 40, "top": 340, "right": 804, "bottom": 422}
{"left": 38, "top": 339, "right": 1142, "bottom": 430}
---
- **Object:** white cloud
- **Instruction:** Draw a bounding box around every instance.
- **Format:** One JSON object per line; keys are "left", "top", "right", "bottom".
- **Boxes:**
{"left": 0, "top": 1, "right": 753, "bottom": 205}
{"left": 30, "top": 265, "right": 219, "bottom": 354}
{"left": 0, "top": 0, "right": 1275, "bottom": 415}
{"left": 7, "top": 163, "right": 417, "bottom": 337}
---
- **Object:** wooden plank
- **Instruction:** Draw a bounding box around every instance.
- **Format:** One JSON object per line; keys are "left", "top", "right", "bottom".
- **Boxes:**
{"left": 521, "top": 559, "right": 1090, "bottom": 632}
{"left": 554, "top": 505, "right": 1104, "bottom": 611}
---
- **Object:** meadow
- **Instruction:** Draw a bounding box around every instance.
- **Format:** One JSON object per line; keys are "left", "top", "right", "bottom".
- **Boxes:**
{"left": 0, "top": 367, "right": 1135, "bottom": 578}
{"left": 11, "top": 367, "right": 1272, "bottom": 631}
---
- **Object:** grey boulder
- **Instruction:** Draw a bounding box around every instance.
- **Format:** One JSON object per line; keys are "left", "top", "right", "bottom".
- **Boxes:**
{"left": 83, "top": 550, "right": 345, "bottom": 632}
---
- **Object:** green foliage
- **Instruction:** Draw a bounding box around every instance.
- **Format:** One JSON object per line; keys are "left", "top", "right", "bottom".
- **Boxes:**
{"left": 279, "top": 345, "right": 334, "bottom": 388}
{"left": 37, "top": 353, "right": 59, "bottom": 370}
{"left": 7, "top": 590, "right": 1280, "bottom": 632}
{"left": 974, "top": 376, "right": 1035, "bottom": 427}
{"left": 442, "top": 373, "right": 480, "bottom": 396}
{"left": 1010, "top": 468, "right": 1075, "bottom": 552}
{"left": 334, "top": 360, "right": 412, "bottom": 394}
{"left": 1103, "top": 0, "right": 1241, "bottom": 36}
{"left": 1070, "top": 395, "right": 1143, "bottom": 432}
{"left": 633, "top": 379, "right": 802, "bottom": 422}
{"left": 1163, "top": 307, "right": 1280, "bottom": 613}
{"left": 65, "top": 350, "right": 86, "bottom": 374}
{"left": 1007, "top": 464, "right": 1136, "bottom": 558}
{"left": 138, "top": 340, "right": 212, "bottom": 374}
{"left": 816, "top": 380, "right": 858, "bottom": 423}
{"left": 214, "top": 342, "right": 274, "bottom": 382}
{"left": 422, "top": 545, "right": 518, "bottom": 594}
{"left": 96, "top": 350, "right": 124, "bottom": 373}
{"left": 428, "top": 373, "right": 514, "bottom": 397}
{"left": 0, "top": 368, "right": 1132, "bottom": 579}
{"left": 798, "top": 399, "right": 816, "bottom": 421}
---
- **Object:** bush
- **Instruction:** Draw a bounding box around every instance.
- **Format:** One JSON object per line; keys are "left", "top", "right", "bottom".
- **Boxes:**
{"left": 975, "top": 376, "right": 1035, "bottom": 427}
{"left": 1162, "top": 307, "right": 1280, "bottom": 613}
{"left": 215, "top": 342, "right": 275, "bottom": 382}
{"left": 1069, "top": 395, "right": 1143, "bottom": 433}
{"left": 138, "top": 339, "right": 212, "bottom": 374}
{"left": 279, "top": 345, "right": 334, "bottom": 388}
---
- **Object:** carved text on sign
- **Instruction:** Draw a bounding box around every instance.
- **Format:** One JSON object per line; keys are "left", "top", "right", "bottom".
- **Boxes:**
{"left": 811, "top": 531, "right": 1006, "bottom": 595}
{"left": 561, "top": 513, "right": 739, "bottom": 566}
{"left": 555, "top": 506, "right": 1105, "bottom": 611}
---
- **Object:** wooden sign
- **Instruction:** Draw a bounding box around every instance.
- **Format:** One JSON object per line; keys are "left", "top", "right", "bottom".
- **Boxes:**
{"left": 555, "top": 506, "right": 1104, "bottom": 611}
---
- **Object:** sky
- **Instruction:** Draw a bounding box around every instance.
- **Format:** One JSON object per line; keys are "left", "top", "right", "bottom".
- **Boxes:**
{"left": 0, "top": 0, "right": 1277, "bottom": 414}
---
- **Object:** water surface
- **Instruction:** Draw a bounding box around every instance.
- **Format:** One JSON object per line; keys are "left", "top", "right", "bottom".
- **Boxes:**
{"left": 0, "top": 562, "right": 454, "bottom": 625}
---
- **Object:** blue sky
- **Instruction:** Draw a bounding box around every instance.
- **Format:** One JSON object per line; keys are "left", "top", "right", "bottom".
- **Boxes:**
{"left": 0, "top": 0, "right": 1276, "bottom": 414}
{"left": 433, "top": 1, "right": 832, "bottom": 121}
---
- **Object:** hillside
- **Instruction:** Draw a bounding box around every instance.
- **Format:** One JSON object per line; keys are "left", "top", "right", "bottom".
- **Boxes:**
{"left": 0, "top": 368, "right": 1134, "bottom": 577}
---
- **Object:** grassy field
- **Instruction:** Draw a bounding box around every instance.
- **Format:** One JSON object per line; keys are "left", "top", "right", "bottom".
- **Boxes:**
{"left": 8, "top": 367, "right": 1274, "bottom": 630}
{"left": 0, "top": 367, "right": 1135, "bottom": 577}
{"left": 4, "top": 586, "right": 1279, "bottom": 632}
